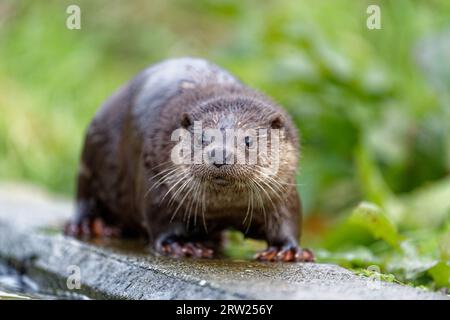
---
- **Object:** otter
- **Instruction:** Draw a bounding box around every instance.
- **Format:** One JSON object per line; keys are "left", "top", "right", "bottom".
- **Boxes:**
{"left": 65, "top": 57, "right": 314, "bottom": 262}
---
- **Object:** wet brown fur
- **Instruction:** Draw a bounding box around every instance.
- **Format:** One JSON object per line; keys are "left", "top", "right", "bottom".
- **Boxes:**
{"left": 69, "top": 59, "right": 308, "bottom": 259}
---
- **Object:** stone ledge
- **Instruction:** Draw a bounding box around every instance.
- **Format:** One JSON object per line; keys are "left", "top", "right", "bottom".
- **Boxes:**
{"left": 0, "top": 183, "right": 447, "bottom": 300}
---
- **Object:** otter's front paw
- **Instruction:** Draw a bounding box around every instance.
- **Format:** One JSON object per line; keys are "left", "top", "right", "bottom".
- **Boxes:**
{"left": 64, "top": 217, "right": 121, "bottom": 238}
{"left": 159, "top": 240, "right": 214, "bottom": 259}
{"left": 255, "top": 246, "right": 315, "bottom": 262}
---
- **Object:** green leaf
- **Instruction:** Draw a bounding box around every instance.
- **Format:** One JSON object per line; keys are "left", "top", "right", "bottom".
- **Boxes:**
{"left": 399, "top": 178, "right": 450, "bottom": 229}
{"left": 428, "top": 261, "right": 450, "bottom": 289}
{"left": 354, "top": 145, "right": 393, "bottom": 208}
{"left": 439, "top": 231, "right": 450, "bottom": 261}
{"left": 349, "top": 202, "right": 403, "bottom": 248}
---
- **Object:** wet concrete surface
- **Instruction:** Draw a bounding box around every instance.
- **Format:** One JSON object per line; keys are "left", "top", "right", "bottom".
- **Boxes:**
{"left": 0, "top": 183, "right": 448, "bottom": 300}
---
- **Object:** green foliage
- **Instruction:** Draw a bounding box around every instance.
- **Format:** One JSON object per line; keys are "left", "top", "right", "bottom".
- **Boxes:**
{"left": 353, "top": 268, "right": 402, "bottom": 285}
{"left": 1, "top": 0, "right": 449, "bottom": 291}
{"left": 429, "top": 261, "right": 450, "bottom": 288}
{"left": 349, "top": 202, "right": 403, "bottom": 248}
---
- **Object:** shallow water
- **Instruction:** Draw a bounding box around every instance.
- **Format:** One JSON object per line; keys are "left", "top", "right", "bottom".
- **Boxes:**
{"left": 0, "top": 264, "right": 48, "bottom": 299}
{"left": 0, "top": 263, "right": 86, "bottom": 300}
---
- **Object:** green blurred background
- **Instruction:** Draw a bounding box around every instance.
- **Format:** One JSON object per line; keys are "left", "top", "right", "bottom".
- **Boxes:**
{"left": 0, "top": 0, "right": 449, "bottom": 291}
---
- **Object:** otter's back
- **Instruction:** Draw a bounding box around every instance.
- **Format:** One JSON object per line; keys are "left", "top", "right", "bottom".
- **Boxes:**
{"left": 130, "top": 57, "right": 241, "bottom": 130}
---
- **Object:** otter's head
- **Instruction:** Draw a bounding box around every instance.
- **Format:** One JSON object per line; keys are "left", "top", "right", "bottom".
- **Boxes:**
{"left": 168, "top": 94, "right": 299, "bottom": 205}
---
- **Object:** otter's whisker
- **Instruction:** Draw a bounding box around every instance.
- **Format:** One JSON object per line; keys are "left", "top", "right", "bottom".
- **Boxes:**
{"left": 201, "top": 180, "right": 208, "bottom": 233}
{"left": 183, "top": 181, "right": 194, "bottom": 225}
{"left": 165, "top": 171, "right": 191, "bottom": 212}
{"left": 254, "top": 178, "right": 278, "bottom": 226}
{"left": 147, "top": 166, "right": 181, "bottom": 194}
{"left": 144, "top": 166, "right": 178, "bottom": 198}
{"left": 187, "top": 180, "right": 200, "bottom": 228}
{"left": 243, "top": 187, "right": 252, "bottom": 234}
{"left": 170, "top": 176, "right": 194, "bottom": 222}
{"left": 192, "top": 179, "right": 201, "bottom": 228}
{"left": 149, "top": 160, "right": 175, "bottom": 171}
{"left": 242, "top": 185, "right": 252, "bottom": 226}
{"left": 250, "top": 179, "right": 268, "bottom": 227}
{"left": 254, "top": 173, "right": 284, "bottom": 205}
{"left": 160, "top": 169, "right": 190, "bottom": 204}
{"left": 255, "top": 167, "right": 287, "bottom": 194}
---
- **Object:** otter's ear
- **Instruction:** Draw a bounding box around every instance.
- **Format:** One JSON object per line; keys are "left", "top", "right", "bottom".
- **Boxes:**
{"left": 180, "top": 113, "right": 193, "bottom": 128}
{"left": 270, "top": 114, "right": 284, "bottom": 129}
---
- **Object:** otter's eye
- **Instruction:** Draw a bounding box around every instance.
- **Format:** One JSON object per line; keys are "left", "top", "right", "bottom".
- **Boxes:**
{"left": 244, "top": 136, "right": 253, "bottom": 148}
{"left": 201, "top": 132, "right": 206, "bottom": 144}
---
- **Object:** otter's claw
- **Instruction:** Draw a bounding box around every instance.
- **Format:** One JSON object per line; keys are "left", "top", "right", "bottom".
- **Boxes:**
{"left": 255, "top": 246, "right": 315, "bottom": 262}
{"left": 160, "top": 241, "right": 214, "bottom": 259}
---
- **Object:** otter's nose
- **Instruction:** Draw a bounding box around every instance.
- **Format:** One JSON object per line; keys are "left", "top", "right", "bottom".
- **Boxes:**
{"left": 208, "top": 146, "right": 233, "bottom": 168}
{"left": 213, "top": 162, "right": 225, "bottom": 168}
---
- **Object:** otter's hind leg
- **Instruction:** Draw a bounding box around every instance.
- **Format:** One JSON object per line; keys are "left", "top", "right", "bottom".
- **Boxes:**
{"left": 64, "top": 164, "right": 121, "bottom": 238}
